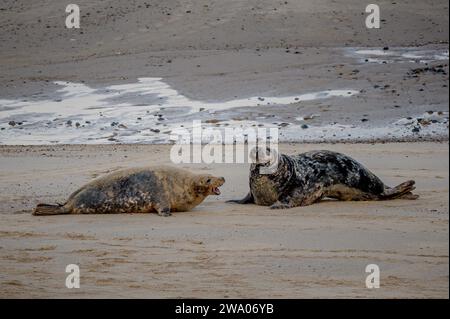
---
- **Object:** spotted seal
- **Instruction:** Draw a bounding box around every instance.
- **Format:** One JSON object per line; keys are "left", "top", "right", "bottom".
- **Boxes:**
{"left": 33, "top": 166, "right": 225, "bottom": 216}
{"left": 228, "top": 148, "right": 418, "bottom": 209}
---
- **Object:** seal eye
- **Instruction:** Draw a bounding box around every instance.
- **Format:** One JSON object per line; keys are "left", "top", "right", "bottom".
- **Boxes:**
{"left": 206, "top": 178, "right": 211, "bottom": 184}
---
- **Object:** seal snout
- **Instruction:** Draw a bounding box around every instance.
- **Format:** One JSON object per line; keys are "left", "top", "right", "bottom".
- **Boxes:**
{"left": 212, "top": 177, "right": 225, "bottom": 195}
{"left": 210, "top": 177, "right": 225, "bottom": 195}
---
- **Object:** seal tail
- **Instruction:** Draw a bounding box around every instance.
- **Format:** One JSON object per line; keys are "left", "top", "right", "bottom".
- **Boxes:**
{"left": 33, "top": 204, "right": 70, "bottom": 216}
{"left": 381, "top": 180, "right": 419, "bottom": 200}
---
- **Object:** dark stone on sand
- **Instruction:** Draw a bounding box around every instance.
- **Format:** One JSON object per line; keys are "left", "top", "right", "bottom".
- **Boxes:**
{"left": 409, "top": 65, "right": 447, "bottom": 76}
{"left": 301, "top": 124, "right": 309, "bottom": 129}
{"left": 8, "top": 121, "right": 16, "bottom": 126}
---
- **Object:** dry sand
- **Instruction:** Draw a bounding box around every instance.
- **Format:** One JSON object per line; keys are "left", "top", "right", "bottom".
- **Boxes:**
{"left": 0, "top": 142, "right": 448, "bottom": 298}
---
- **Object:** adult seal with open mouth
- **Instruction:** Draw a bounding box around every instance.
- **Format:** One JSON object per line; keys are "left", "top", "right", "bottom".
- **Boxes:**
{"left": 228, "top": 148, "right": 418, "bottom": 209}
{"left": 33, "top": 166, "right": 225, "bottom": 216}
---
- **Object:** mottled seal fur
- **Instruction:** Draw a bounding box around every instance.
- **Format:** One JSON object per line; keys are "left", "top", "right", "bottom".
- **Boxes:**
{"left": 229, "top": 148, "right": 418, "bottom": 209}
{"left": 33, "top": 166, "right": 225, "bottom": 216}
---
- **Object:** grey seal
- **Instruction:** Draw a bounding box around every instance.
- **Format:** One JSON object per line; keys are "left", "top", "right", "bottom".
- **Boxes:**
{"left": 228, "top": 148, "right": 418, "bottom": 209}
{"left": 33, "top": 166, "right": 225, "bottom": 216}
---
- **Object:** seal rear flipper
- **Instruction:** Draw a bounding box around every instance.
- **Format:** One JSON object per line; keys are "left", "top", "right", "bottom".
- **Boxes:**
{"left": 381, "top": 180, "right": 419, "bottom": 200}
{"left": 226, "top": 192, "right": 254, "bottom": 204}
{"left": 33, "top": 204, "right": 71, "bottom": 216}
{"left": 399, "top": 192, "right": 420, "bottom": 200}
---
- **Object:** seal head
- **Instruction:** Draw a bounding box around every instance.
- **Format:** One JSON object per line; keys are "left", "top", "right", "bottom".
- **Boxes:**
{"left": 193, "top": 175, "right": 225, "bottom": 196}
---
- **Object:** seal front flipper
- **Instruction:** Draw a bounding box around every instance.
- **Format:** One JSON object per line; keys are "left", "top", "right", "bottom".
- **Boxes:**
{"left": 153, "top": 195, "right": 172, "bottom": 217}
{"left": 226, "top": 192, "right": 254, "bottom": 204}
{"left": 156, "top": 206, "right": 172, "bottom": 217}
{"left": 270, "top": 185, "right": 325, "bottom": 209}
{"left": 270, "top": 201, "right": 293, "bottom": 209}
{"left": 33, "top": 203, "right": 71, "bottom": 216}
{"left": 269, "top": 189, "right": 300, "bottom": 208}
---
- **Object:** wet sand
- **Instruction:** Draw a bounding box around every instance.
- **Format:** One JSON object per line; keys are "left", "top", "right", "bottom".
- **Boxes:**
{"left": 1, "top": 1, "right": 449, "bottom": 144}
{"left": 0, "top": 142, "right": 448, "bottom": 298}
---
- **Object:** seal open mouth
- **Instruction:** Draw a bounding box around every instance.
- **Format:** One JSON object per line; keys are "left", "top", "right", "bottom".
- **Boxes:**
{"left": 212, "top": 187, "right": 221, "bottom": 195}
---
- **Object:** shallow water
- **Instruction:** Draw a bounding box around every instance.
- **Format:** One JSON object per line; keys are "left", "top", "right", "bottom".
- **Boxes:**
{"left": 0, "top": 77, "right": 359, "bottom": 144}
{"left": 0, "top": 47, "right": 448, "bottom": 144}
{"left": 347, "top": 47, "right": 449, "bottom": 64}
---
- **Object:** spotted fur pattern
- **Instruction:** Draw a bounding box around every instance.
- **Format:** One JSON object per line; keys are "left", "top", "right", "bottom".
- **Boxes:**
{"left": 229, "top": 150, "right": 418, "bottom": 209}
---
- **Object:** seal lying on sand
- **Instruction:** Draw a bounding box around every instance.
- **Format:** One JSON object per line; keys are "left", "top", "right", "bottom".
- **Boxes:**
{"left": 33, "top": 166, "right": 225, "bottom": 216}
{"left": 228, "top": 148, "right": 418, "bottom": 209}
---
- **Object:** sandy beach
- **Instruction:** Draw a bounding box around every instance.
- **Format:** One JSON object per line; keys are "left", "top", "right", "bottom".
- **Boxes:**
{"left": 0, "top": 142, "right": 448, "bottom": 298}
{"left": 0, "top": 0, "right": 449, "bottom": 299}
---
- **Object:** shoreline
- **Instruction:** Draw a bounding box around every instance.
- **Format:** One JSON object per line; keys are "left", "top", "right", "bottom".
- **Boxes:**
{"left": 0, "top": 137, "right": 449, "bottom": 148}
{"left": 1, "top": 45, "right": 448, "bottom": 144}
